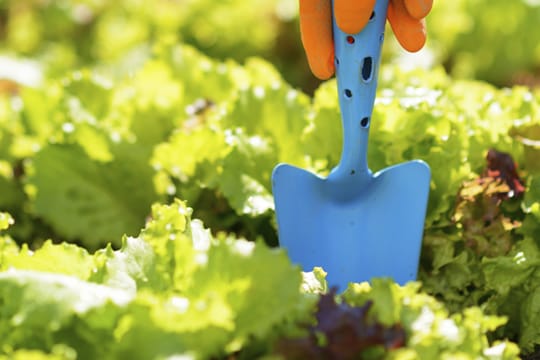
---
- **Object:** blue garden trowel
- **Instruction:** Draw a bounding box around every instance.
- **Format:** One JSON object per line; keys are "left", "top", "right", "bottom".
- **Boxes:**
{"left": 272, "top": 0, "right": 430, "bottom": 291}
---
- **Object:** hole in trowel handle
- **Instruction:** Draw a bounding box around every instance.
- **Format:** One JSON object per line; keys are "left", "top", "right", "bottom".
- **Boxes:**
{"left": 360, "top": 117, "right": 370, "bottom": 128}
{"left": 369, "top": 11, "right": 375, "bottom": 20}
{"left": 344, "top": 89, "right": 352, "bottom": 98}
{"left": 362, "top": 57, "right": 373, "bottom": 82}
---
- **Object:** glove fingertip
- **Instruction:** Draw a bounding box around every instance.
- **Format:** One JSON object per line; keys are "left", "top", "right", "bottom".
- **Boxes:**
{"left": 388, "top": 2, "right": 427, "bottom": 52}
{"left": 336, "top": 15, "right": 369, "bottom": 35}
{"left": 310, "top": 52, "right": 335, "bottom": 80}
{"left": 334, "top": 0, "right": 376, "bottom": 34}
{"left": 404, "top": 0, "right": 433, "bottom": 19}
{"left": 394, "top": 27, "right": 427, "bottom": 52}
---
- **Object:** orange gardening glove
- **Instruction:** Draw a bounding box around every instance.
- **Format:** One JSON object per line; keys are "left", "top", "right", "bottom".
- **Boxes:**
{"left": 299, "top": 0, "right": 433, "bottom": 79}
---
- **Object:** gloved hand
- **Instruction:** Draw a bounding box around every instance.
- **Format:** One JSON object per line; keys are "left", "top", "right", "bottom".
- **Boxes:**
{"left": 299, "top": 0, "right": 432, "bottom": 79}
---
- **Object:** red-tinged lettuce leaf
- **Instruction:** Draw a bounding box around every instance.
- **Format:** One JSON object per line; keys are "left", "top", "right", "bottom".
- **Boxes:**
{"left": 453, "top": 176, "right": 519, "bottom": 257}
{"left": 274, "top": 290, "right": 405, "bottom": 360}
{"left": 451, "top": 148, "right": 524, "bottom": 258}
{"left": 484, "top": 148, "right": 525, "bottom": 198}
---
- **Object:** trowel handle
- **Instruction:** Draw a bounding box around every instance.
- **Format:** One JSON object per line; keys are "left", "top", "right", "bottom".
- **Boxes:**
{"left": 329, "top": 0, "right": 388, "bottom": 182}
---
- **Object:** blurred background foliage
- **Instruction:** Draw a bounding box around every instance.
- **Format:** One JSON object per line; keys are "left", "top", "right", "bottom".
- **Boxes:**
{"left": 1, "top": 0, "right": 540, "bottom": 94}
{"left": 2, "top": 1, "right": 540, "bottom": 352}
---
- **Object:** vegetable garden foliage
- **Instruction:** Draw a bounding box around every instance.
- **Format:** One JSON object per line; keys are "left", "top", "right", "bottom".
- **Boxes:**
{"left": 0, "top": 201, "right": 521, "bottom": 359}
{"left": 0, "top": 40, "right": 539, "bottom": 357}
{"left": 0, "top": 8, "right": 540, "bottom": 359}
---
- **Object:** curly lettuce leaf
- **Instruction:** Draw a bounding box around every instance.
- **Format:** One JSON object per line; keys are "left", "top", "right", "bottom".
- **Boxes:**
{"left": 343, "top": 279, "right": 520, "bottom": 360}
